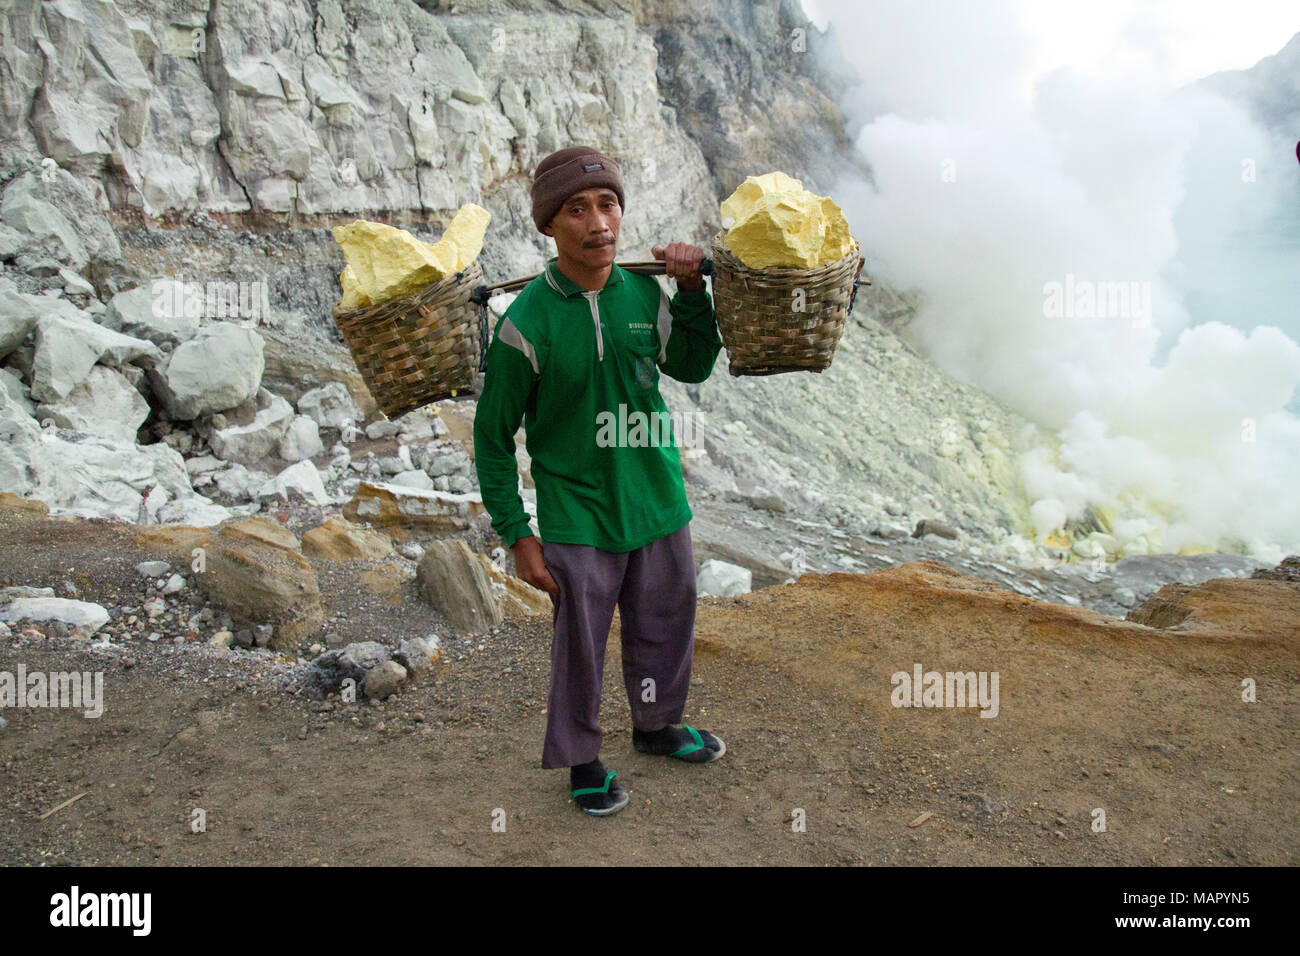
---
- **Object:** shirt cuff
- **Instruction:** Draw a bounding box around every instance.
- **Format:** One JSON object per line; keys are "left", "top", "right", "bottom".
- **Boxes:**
{"left": 500, "top": 521, "right": 534, "bottom": 548}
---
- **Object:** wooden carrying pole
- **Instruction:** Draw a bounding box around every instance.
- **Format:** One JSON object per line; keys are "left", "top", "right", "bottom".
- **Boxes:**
{"left": 471, "top": 260, "right": 714, "bottom": 304}
{"left": 470, "top": 258, "right": 868, "bottom": 304}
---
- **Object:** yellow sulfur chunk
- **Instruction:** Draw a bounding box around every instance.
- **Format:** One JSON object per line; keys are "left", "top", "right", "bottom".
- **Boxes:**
{"left": 332, "top": 220, "right": 456, "bottom": 303}
{"left": 818, "top": 195, "right": 855, "bottom": 263}
{"left": 331, "top": 203, "right": 491, "bottom": 305}
{"left": 441, "top": 203, "right": 491, "bottom": 271}
{"left": 720, "top": 171, "right": 805, "bottom": 226}
{"left": 721, "top": 173, "right": 855, "bottom": 269}
{"left": 338, "top": 265, "right": 371, "bottom": 311}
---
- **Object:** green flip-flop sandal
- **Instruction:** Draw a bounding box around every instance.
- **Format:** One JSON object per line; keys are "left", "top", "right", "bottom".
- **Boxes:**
{"left": 571, "top": 770, "right": 629, "bottom": 816}
{"left": 668, "top": 725, "right": 726, "bottom": 763}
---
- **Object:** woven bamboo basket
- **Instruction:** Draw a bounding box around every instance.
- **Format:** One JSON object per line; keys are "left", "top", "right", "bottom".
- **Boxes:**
{"left": 710, "top": 231, "right": 864, "bottom": 376}
{"left": 331, "top": 261, "right": 485, "bottom": 419}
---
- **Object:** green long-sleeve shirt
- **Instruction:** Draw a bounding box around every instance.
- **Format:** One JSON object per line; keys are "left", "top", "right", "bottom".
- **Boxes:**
{"left": 472, "top": 258, "right": 722, "bottom": 552}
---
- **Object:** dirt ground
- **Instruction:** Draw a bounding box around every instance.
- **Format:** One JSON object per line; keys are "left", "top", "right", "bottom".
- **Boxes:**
{"left": 1, "top": 508, "right": 1297, "bottom": 866}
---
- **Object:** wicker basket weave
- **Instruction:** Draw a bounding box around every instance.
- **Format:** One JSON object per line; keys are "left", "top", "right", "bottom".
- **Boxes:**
{"left": 331, "top": 261, "right": 485, "bottom": 419}
{"left": 710, "top": 232, "right": 864, "bottom": 376}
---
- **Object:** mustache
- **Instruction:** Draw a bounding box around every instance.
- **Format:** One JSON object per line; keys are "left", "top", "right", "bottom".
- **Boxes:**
{"left": 584, "top": 237, "right": 616, "bottom": 248}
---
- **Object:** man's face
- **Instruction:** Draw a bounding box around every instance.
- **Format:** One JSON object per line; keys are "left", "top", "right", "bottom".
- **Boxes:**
{"left": 543, "top": 187, "right": 621, "bottom": 270}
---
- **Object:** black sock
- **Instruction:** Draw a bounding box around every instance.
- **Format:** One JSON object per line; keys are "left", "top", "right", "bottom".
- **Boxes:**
{"left": 569, "top": 757, "right": 607, "bottom": 790}
{"left": 633, "top": 725, "right": 689, "bottom": 754}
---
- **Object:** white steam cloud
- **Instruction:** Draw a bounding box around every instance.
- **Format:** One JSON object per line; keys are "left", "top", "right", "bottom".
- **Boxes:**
{"left": 817, "top": 0, "right": 1300, "bottom": 562}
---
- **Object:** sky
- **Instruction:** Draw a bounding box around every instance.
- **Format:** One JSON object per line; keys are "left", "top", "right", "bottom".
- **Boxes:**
{"left": 801, "top": 0, "right": 1300, "bottom": 89}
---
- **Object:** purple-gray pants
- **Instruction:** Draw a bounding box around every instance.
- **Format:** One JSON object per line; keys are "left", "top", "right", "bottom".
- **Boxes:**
{"left": 539, "top": 522, "right": 697, "bottom": 769}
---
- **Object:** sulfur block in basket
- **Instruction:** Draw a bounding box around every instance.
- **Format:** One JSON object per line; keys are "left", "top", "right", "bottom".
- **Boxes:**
{"left": 721, "top": 173, "right": 854, "bottom": 270}
{"left": 332, "top": 203, "right": 491, "bottom": 306}
{"left": 338, "top": 265, "right": 370, "bottom": 311}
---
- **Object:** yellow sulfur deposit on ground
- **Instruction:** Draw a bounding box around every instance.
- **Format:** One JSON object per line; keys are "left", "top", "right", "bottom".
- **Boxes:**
{"left": 720, "top": 172, "right": 854, "bottom": 270}
{"left": 333, "top": 203, "right": 491, "bottom": 306}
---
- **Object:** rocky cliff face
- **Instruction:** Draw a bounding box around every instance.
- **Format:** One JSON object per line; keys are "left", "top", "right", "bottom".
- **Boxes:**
{"left": 0, "top": 0, "right": 1060, "bottom": 564}
{"left": 0, "top": 0, "right": 873, "bottom": 307}
{"left": 1197, "top": 31, "right": 1300, "bottom": 133}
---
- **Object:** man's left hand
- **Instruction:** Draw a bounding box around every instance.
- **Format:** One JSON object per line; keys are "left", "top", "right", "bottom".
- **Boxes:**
{"left": 651, "top": 242, "right": 705, "bottom": 292}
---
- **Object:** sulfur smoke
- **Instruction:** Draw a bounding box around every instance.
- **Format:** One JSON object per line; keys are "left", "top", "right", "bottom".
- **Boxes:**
{"left": 813, "top": 0, "right": 1300, "bottom": 562}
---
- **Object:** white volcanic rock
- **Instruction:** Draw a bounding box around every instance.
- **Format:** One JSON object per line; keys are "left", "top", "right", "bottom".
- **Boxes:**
{"left": 696, "top": 559, "right": 753, "bottom": 598}
{"left": 259, "top": 460, "right": 331, "bottom": 506}
{"left": 207, "top": 389, "right": 293, "bottom": 465}
{"left": 30, "top": 311, "right": 161, "bottom": 403}
{"left": 0, "top": 278, "right": 41, "bottom": 358}
{"left": 278, "top": 415, "right": 324, "bottom": 462}
{"left": 149, "top": 323, "right": 265, "bottom": 420}
{"left": 0, "top": 597, "right": 109, "bottom": 635}
{"left": 296, "top": 382, "right": 363, "bottom": 430}
{"left": 101, "top": 281, "right": 202, "bottom": 346}
{"left": 35, "top": 365, "right": 150, "bottom": 444}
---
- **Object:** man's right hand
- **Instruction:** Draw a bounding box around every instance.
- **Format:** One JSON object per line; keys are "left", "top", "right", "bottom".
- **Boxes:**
{"left": 512, "top": 535, "right": 558, "bottom": 598}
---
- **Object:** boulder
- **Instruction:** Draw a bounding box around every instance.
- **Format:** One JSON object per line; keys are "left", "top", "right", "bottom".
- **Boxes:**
{"left": 31, "top": 312, "right": 162, "bottom": 403}
{"left": 184, "top": 455, "right": 224, "bottom": 477}
{"left": 0, "top": 586, "right": 55, "bottom": 601}
{"left": 0, "top": 368, "right": 34, "bottom": 417}
{"left": 481, "top": 556, "right": 552, "bottom": 618}
{"left": 396, "top": 409, "right": 436, "bottom": 441}
{"left": 279, "top": 414, "right": 324, "bottom": 462}
{"left": 389, "top": 469, "right": 434, "bottom": 490}
{"left": 259, "top": 460, "right": 331, "bottom": 506}
{"left": 301, "top": 516, "right": 392, "bottom": 562}
{"left": 365, "top": 419, "right": 401, "bottom": 441}
{"left": 208, "top": 389, "right": 294, "bottom": 464}
{"left": 0, "top": 387, "right": 41, "bottom": 494}
{"left": 133, "top": 518, "right": 323, "bottom": 649}
{"left": 220, "top": 515, "right": 302, "bottom": 553}
{"left": 362, "top": 660, "right": 407, "bottom": 700}
{"left": 148, "top": 323, "right": 265, "bottom": 419}
{"left": 296, "top": 381, "right": 363, "bottom": 429}
{"left": 393, "top": 635, "right": 441, "bottom": 679}
{"left": 0, "top": 223, "right": 25, "bottom": 261}
{"left": 60, "top": 269, "right": 95, "bottom": 296}
{"left": 13, "top": 414, "right": 201, "bottom": 524}
{"left": 912, "top": 519, "right": 960, "bottom": 540}
{"left": 413, "top": 441, "right": 472, "bottom": 480}
{"left": 342, "top": 641, "right": 390, "bottom": 669}
{"left": 0, "top": 597, "right": 109, "bottom": 635}
{"left": 211, "top": 464, "right": 269, "bottom": 500}
{"left": 343, "top": 481, "right": 484, "bottom": 531}
{"left": 0, "top": 278, "right": 40, "bottom": 359}
{"left": 101, "top": 281, "right": 202, "bottom": 346}
{"left": 697, "top": 559, "right": 753, "bottom": 597}
{"left": 0, "top": 179, "right": 87, "bottom": 269}
{"left": 376, "top": 450, "right": 412, "bottom": 475}
{"left": 0, "top": 170, "right": 120, "bottom": 269}
{"left": 415, "top": 539, "right": 504, "bottom": 635}
{"left": 35, "top": 365, "right": 149, "bottom": 443}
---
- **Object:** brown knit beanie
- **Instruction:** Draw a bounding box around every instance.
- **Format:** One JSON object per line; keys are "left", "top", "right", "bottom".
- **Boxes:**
{"left": 531, "top": 147, "right": 625, "bottom": 233}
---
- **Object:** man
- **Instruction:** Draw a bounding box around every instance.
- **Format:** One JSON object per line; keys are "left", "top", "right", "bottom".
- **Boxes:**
{"left": 473, "top": 146, "right": 726, "bottom": 816}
